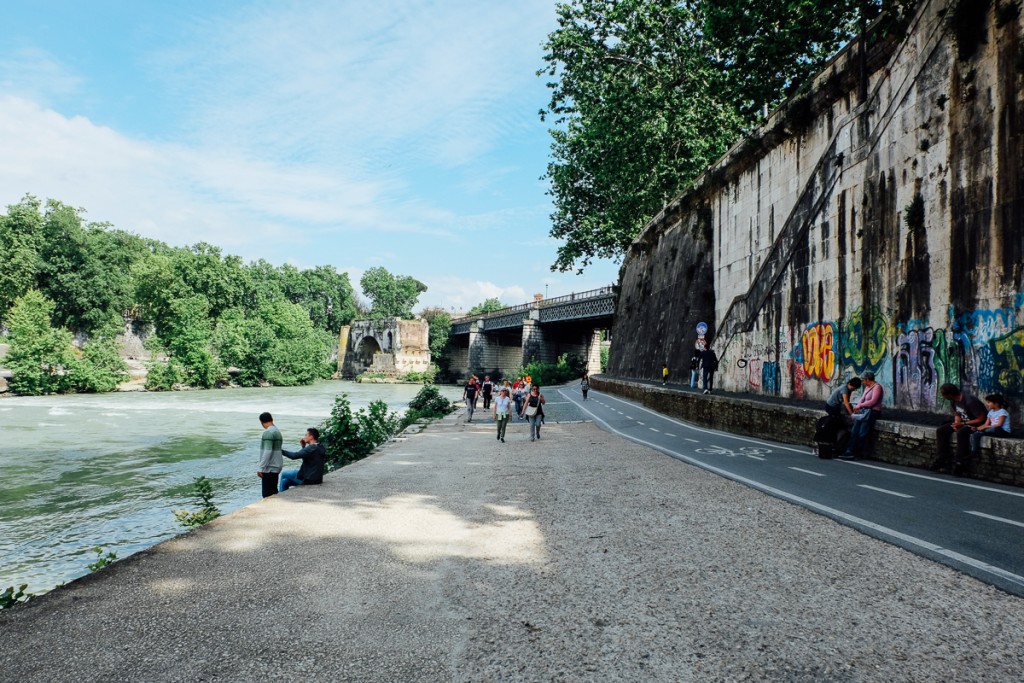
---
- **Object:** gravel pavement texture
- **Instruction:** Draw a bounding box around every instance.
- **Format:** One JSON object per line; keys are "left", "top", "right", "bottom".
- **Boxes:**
{"left": 2, "top": 406, "right": 1023, "bottom": 682}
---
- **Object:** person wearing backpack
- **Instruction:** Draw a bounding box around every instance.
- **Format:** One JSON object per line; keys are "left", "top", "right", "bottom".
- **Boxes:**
{"left": 700, "top": 346, "right": 719, "bottom": 395}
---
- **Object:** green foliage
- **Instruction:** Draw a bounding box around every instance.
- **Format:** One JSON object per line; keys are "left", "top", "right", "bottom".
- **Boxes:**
{"left": 5, "top": 290, "right": 75, "bottom": 395}
{"left": 67, "top": 331, "right": 130, "bottom": 393}
{"left": 172, "top": 476, "right": 221, "bottom": 528}
{"left": 467, "top": 298, "right": 506, "bottom": 315}
{"left": 261, "top": 301, "right": 335, "bottom": 386}
{"left": 87, "top": 547, "right": 118, "bottom": 572}
{"left": 539, "top": 0, "right": 897, "bottom": 272}
{"left": 0, "top": 195, "right": 44, "bottom": 326}
{"left": 145, "top": 356, "right": 186, "bottom": 391}
{"left": 600, "top": 345, "right": 610, "bottom": 373}
{"left": 0, "top": 584, "right": 32, "bottom": 609}
{"left": 401, "top": 384, "right": 454, "bottom": 429}
{"left": 519, "top": 353, "right": 588, "bottom": 387}
{"left": 319, "top": 394, "right": 400, "bottom": 471}
{"left": 360, "top": 266, "right": 427, "bottom": 320}
{"left": 402, "top": 365, "right": 440, "bottom": 384}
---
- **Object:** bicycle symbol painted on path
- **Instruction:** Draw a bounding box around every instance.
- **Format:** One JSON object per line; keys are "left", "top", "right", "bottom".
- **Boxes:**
{"left": 694, "top": 445, "right": 772, "bottom": 459}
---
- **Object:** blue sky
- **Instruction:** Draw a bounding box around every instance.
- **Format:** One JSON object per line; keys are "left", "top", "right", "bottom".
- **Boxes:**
{"left": 0, "top": 1, "right": 619, "bottom": 311}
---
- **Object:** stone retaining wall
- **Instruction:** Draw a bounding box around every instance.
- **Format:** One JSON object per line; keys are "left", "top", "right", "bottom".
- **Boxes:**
{"left": 592, "top": 375, "right": 1024, "bottom": 488}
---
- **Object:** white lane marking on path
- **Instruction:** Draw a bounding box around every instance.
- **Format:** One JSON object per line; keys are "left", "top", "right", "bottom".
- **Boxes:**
{"left": 649, "top": 428, "right": 660, "bottom": 433}
{"left": 558, "top": 387, "right": 1024, "bottom": 593}
{"left": 858, "top": 485, "right": 914, "bottom": 499}
{"left": 790, "top": 467, "right": 826, "bottom": 477}
{"left": 965, "top": 511, "right": 1024, "bottom": 529}
{"left": 626, "top": 416, "right": 634, "bottom": 420}
{"left": 596, "top": 390, "right": 812, "bottom": 455}
{"left": 666, "top": 433, "right": 676, "bottom": 437}
{"left": 636, "top": 421, "right": 645, "bottom": 426}
{"left": 685, "top": 438, "right": 699, "bottom": 443}
{"left": 846, "top": 461, "right": 1024, "bottom": 499}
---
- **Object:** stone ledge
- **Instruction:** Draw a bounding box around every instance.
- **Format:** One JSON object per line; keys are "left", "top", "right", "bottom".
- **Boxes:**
{"left": 591, "top": 376, "right": 1024, "bottom": 488}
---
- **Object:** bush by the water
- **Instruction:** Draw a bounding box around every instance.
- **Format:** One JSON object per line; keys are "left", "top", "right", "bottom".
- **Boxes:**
{"left": 517, "top": 352, "right": 587, "bottom": 387}
{"left": 172, "top": 476, "right": 222, "bottom": 528}
{"left": 401, "top": 384, "right": 454, "bottom": 428}
{"left": 318, "top": 386, "right": 454, "bottom": 471}
{"left": 318, "top": 394, "right": 400, "bottom": 471}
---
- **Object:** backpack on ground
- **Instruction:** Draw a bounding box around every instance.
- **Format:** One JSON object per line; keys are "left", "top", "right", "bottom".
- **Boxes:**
{"left": 813, "top": 414, "right": 847, "bottom": 459}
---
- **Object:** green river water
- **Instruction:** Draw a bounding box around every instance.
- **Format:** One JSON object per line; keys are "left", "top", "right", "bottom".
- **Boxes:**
{"left": 0, "top": 381, "right": 463, "bottom": 594}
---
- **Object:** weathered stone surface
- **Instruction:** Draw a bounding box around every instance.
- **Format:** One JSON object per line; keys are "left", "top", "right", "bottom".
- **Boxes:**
{"left": 612, "top": 0, "right": 1024, "bottom": 427}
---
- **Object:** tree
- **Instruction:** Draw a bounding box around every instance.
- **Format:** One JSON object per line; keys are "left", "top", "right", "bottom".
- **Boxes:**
{"left": 540, "top": 0, "right": 745, "bottom": 272}
{"left": 420, "top": 307, "right": 453, "bottom": 357}
{"left": 360, "top": 267, "right": 427, "bottom": 319}
{"left": 467, "top": 298, "right": 506, "bottom": 315}
{"left": 540, "top": 0, "right": 896, "bottom": 272}
{"left": 0, "top": 196, "right": 44, "bottom": 325}
{"left": 4, "top": 290, "right": 75, "bottom": 395}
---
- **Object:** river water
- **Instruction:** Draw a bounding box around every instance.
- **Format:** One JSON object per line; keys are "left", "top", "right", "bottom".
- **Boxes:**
{"left": 0, "top": 381, "right": 462, "bottom": 594}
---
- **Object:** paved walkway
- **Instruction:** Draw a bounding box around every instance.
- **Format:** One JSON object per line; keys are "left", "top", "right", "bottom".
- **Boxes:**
{"left": 2, "top": 404, "right": 1023, "bottom": 681}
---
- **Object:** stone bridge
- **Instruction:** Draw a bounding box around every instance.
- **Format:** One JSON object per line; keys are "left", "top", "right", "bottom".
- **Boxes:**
{"left": 447, "top": 287, "right": 615, "bottom": 379}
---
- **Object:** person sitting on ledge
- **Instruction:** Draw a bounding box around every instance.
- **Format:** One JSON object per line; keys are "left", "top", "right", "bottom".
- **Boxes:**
{"left": 968, "top": 393, "right": 1012, "bottom": 458}
{"left": 838, "top": 371, "right": 882, "bottom": 461}
{"left": 279, "top": 427, "right": 326, "bottom": 492}
{"left": 931, "top": 383, "right": 987, "bottom": 476}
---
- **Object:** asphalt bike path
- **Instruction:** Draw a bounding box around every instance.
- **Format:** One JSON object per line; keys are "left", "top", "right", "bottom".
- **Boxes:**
{"left": 559, "top": 386, "right": 1024, "bottom": 596}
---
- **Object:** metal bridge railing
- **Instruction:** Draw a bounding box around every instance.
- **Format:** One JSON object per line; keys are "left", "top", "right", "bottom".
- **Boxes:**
{"left": 450, "top": 285, "right": 615, "bottom": 328}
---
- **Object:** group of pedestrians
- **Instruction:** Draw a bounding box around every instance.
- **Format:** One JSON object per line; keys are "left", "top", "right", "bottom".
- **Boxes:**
{"left": 820, "top": 377, "right": 1013, "bottom": 471}
{"left": 255, "top": 412, "right": 326, "bottom": 498}
{"left": 464, "top": 375, "right": 547, "bottom": 442}
{"left": 686, "top": 345, "right": 719, "bottom": 394}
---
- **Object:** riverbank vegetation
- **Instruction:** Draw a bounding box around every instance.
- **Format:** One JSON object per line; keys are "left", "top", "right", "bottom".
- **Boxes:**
{"left": 0, "top": 196, "right": 431, "bottom": 395}
{"left": 319, "top": 385, "right": 453, "bottom": 471}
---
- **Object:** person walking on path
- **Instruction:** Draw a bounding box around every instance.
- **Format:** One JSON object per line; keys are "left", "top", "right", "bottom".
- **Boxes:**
{"left": 931, "top": 383, "right": 988, "bottom": 475}
{"left": 481, "top": 376, "right": 494, "bottom": 410}
{"left": 700, "top": 346, "right": 719, "bottom": 394}
{"left": 839, "top": 371, "right": 883, "bottom": 461}
{"left": 257, "top": 412, "right": 283, "bottom": 498}
{"left": 522, "top": 385, "right": 545, "bottom": 441}
{"left": 689, "top": 348, "right": 701, "bottom": 389}
{"left": 662, "top": 363, "right": 669, "bottom": 385}
{"left": 580, "top": 373, "right": 590, "bottom": 400}
{"left": 493, "top": 388, "right": 512, "bottom": 443}
{"left": 279, "top": 427, "right": 326, "bottom": 492}
{"left": 463, "top": 378, "right": 479, "bottom": 423}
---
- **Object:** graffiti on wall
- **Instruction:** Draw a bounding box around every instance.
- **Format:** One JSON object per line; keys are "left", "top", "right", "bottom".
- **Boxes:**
{"left": 840, "top": 306, "right": 890, "bottom": 373}
{"left": 894, "top": 325, "right": 955, "bottom": 411}
{"left": 799, "top": 322, "right": 837, "bottom": 382}
{"left": 990, "top": 329, "right": 1024, "bottom": 395}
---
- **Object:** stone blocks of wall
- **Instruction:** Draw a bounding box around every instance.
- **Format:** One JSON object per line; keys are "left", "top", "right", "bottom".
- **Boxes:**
{"left": 591, "top": 375, "right": 1024, "bottom": 488}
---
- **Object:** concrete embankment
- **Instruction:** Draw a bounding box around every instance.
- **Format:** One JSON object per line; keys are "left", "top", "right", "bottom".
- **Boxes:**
{"left": 2, "top": 407, "right": 1022, "bottom": 681}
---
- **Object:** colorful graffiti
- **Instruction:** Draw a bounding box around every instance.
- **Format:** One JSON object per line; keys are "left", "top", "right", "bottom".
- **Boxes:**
{"left": 736, "top": 357, "right": 781, "bottom": 394}
{"left": 800, "top": 322, "right": 837, "bottom": 382}
{"left": 840, "top": 306, "right": 890, "bottom": 373}
{"left": 991, "top": 329, "right": 1024, "bottom": 395}
{"left": 894, "top": 326, "right": 955, "bottom": 411}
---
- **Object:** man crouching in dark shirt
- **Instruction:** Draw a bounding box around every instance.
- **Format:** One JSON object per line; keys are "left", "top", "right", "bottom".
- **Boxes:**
{"left": 279, "top": 427, "right": 327, "bottom": 492}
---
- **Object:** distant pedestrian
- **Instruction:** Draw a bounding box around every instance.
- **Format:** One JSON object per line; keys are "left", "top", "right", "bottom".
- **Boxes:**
{"left": 699, "top": 346, "right": 719, "bottom": 394}
{"left": 257, "top": 411, "right": 283, "bottom": 498}
{"left": 931, "top": 384, "right": 988, "bottom": 475}
{"left": 512, "top": 379, "right": 525, "bottom": 418}
{"left": 662, "top": 363, "right": 669, "bottom": 385}
{"left": 463, "top": 378, "right": 478, "bottom": 422}
{"left": 493, "top": 388, "right": 512, "bottom": 443}
{"left": 581, "top": 373, "right": 590, "bottom": 400}
{"left": 482, "top": 375, "right": 494, "bottom": 409}
{"left": 689, "top": 348, "right": 701, "bottom": 389}
{"left": 839, "top": 371, "right": 883, "bottom": 461}
{"left": 279, "top": 428, "right": 326, "bottom": 492}
{"left": 523, "top": 385, "right": 545, "bottom": 441}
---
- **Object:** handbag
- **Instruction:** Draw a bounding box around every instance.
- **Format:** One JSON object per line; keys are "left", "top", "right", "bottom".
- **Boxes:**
{"left": 524, "top": 404, "right": 539, "bottom": 417}
{"left": 852, "top": 408, "right": 872, "bottom": 421}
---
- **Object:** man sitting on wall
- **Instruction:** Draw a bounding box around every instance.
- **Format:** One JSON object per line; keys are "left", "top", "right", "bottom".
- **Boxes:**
{"left": 279, "top": 428, "right": 327, "bottom": 492}
{"left": 931, "top": 383, "right": 987, "bottom": 476}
